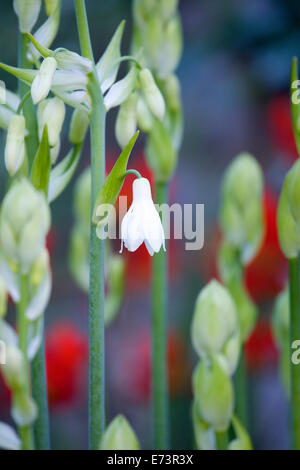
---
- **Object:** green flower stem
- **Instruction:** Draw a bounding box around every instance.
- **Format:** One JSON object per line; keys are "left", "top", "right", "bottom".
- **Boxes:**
{"left": 31, "top": 325, "right": 50, "bottom": 450}
{"left": 289, "top": 257, "right": 300, "bottom": 449}
{"left": 75, "top": 0, "right": 106, "bottom": 449}
{"left": 18, "top": 32, "right": 39, "bottom": 166}
{"left": 152, "top": 181, "right": 169, "bottom": 449}
{"left": 234, "top": 349, "right": 248, "bottom": 428}
{"left": 17, "top": 274, "right": 34, "bottom": 450}
{"left": 216, "top": 431, "right": 228, "bottom": 450}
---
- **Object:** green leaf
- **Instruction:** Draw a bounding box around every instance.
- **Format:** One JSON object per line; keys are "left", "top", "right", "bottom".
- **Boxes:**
{"left": 30, "top": 126, "right": 51, "bottom": 196}
{"left": 92, "top": 131, "right": 139, "bottom": 225}
{"left": 48, "top": 143, "right": 82, "bottom": 203}
{"left": 26, "top": 33, "right": 52, "bottom": 59}
{"left": 290, "top": 57, "right": 300, "bottom": 156}
{"left": 0, "top": 62, "right": 36, "bottom": 85}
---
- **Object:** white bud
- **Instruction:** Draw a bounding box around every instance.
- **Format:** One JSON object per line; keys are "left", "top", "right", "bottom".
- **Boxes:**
{"left": 13, "top": 0, "right": 41, "bottom": 33}
{"left": 139, "top": 68, "right": 165, "bottom": 120}
{"left": 104, "top": 67, "right": 138, "bottom": 111}
{"left": 31, "top": 57, "right": 57, "bottom": 104}
{"left": 1, "top": 346, "right": 26, "bottom": 391}
{"left": 4, "top": 115, "right": 26, "bottom": 176}
{"left": 37, "top": 97, "right": 65, "bottom": 147}
{"left": 115, "top": 94, "right": 138, "bottom": 148}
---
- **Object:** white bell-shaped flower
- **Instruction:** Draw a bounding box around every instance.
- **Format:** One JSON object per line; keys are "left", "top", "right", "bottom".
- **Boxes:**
{"left": 120, "top": 177, "right": 166, "bottom": 256}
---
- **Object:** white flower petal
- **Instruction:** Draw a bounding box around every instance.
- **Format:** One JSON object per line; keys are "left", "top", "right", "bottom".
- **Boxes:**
{"left": 0, "top": 422, "right": 20, "bottom": 450}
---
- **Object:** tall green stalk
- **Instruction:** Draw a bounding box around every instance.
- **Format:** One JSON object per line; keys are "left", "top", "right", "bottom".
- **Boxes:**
{"left": 74, "top": 0, "right": 106, "bottom": 449}
{"left": 234, "top": 350, "right": 248, "bottom": 428}
{"left": 17, "top": 275, "right": 34, "bottom": 450}
{"left": 289, "top": 257, "right": 300, "bottom": 449}
{"left": 216, "top": 431, "right": 228, "bottom": 451}
{"left": 152, "top": 181, "right": 169, "bottom": 449}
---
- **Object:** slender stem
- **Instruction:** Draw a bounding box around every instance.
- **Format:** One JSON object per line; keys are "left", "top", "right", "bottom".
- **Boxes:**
{"left": 75, "top": 0, "right": 106, "bottom": 449}
{"left": 289, "top": 257, "right": 300, "bottom": 449}
{"left": 17, "top": 275, "right": 34, "bottom": 450}
{"left": 151, "top": 181, "right": 169, "bottom": 450}
{"left": 216, "top": 431, "right": 228, "bottom": 450}
{"left": 18, "top": 33, "right": 39, "bottom": 166}
{"left": 31, "top": 324, "right": 50, "bottom": 450}
{"left": 125, "top": 169, "right": 142, "bottom": 179}
{"left": 234, "top": 349, "right": 248, "bottom": 428}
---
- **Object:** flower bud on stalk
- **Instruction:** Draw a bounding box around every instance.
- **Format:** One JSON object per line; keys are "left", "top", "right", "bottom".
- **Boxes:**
{"left": 37, "top": 97, "right": 65, "bottom": 147}
{"left": 139, "top": 68, "right": 165, "bottom": 120}
{"left": 12, "top": 393, "right": 37, "bottom": 427}
{"left": 31, "top": 57, "right": 57, "bottom": 104}
{"left": 13, "top": 0, "right": 41, "bottom": 33}
{"left": 69, "top": 108, "right": 89, "bottom": 144}
{"left": 193, "top": 357, "right": 234, "bottom": 432}
{"left": 100, "top": 415, "right": 140, "bottom": 450}
{"left": 115, "top": 93, "right": 138, "bottom": 148}
{"left": 1, "top": 346, "right": 26, "bottom": 391}
{"left": 277, "top": 171, "right": 300, "bottom": 259}
{"left": 4, "top": 115, "right": 26, "bottom": 176}
{"left": 145, "top": 119, "right": 177, "bottom": 182}
{"left": 0, "top": 179, "right": 50, "bottom": 273}
{"left": 136, "top": 95, "right": 153, "bottom": 132}
{"left": 161, "top": 73, "right": 181, "bottom": 112}
{"left": 288, "top": 159, "right": 300, "bottom": 227}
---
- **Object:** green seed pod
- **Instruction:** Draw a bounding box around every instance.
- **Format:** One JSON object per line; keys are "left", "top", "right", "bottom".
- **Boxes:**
{"left": 145, "top": 119, "right": 177, "bottom": 182}
{"left": 191, "top": 280, "right": 238, "bottom": 359}
{"left": 272, "top": 287, "right": 290, "bottom": 396}
{"left": 37, "top": 97, "right": 65, "bottom": 147}
{"left": 277, "top": 171, "right": 300, "bottom": 259}
{"left": 100, "top": 415, "right": 140, "bottom": 450}
{"left": 220, "top": 153, "right": 264, "bottom": 265}
{"left": 13, "top": 0, "right": 41, "bottom": 33}
{"left": 193, "top": 357, "right": 234, "bottom": 432}
{"left": 69, "top": 108, "right": 89, "bottom": 145}
{"left": 139, "top": 68, "right": 165, "bottom": 120}
{"left": 115, "top": 94, "right": 138, "bottom": 149}
{"left": 4, "top": 115, "right": 26, "bottom": 176}
{"left": 0, "top": 179, "right": 50, "bottom": 273}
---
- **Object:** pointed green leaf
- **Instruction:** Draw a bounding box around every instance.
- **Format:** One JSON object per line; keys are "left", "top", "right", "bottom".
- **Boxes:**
{"left": 92, "top": 131, "right": 139, "bottom": 224}
{"left": 290, "top": 57, "right": 300, "bottom": 156}
{"left": 31, "top": 126, "right": 51, "bottom": 195}
{"left": 26, "top": 33, "right": 52, "bottom": 58}
{"left": 0, "top": 62, "right": 36, "bottom": 85}
{"left": 48, "top": 143, "right": 82, "bottom": 203}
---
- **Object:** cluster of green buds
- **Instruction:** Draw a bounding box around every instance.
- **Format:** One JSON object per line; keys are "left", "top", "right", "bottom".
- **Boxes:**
{"left": 191, "top": 280, "right": 252, "bottom": 449}
{"left": 69, "top": 168, "right": 125, "bottom": 326}
{"left": 100, "top": 415, "right": 140, "bottom": 450}
{"left": 272, "top": 287, "right": 290, "bottom": 396}
{"left": 219, "top": 153, "right": 265, "bottom": 342}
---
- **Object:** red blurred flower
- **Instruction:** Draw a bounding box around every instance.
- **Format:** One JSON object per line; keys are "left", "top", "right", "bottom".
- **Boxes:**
{"left": 46, "top": 322, "right": 88, "bottom": 408}
{"left": 0, "top": 373, "right": 11, "bottom": 412}
{"left": 245, "top": 318, "right": 278, "bottom": 372}
{"left": 267, "top": 94, "right": 298, "bottom": 163}
{"left": 113, "top": 329, "right": 190, "bottom": 403}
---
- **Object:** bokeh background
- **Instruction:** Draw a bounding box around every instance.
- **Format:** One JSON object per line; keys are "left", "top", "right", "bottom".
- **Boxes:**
{"left": 1, "top": 0, "right": 300, "bottom": 450}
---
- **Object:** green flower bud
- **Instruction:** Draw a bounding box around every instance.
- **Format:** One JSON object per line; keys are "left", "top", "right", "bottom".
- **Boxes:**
{"left": 13, "top": 0, "right": 41, "bottom": 33}
{"left": 228, "top": 415, "right": 252, "bottom": 450}
{"left": 288, "top": 159, "right": 300, "bottom": 227}
{"left": 277, "top": 171, "right": 300, "bottom": 259}
{"left": 115, "top": 94, "right": 138, "bottom": 149}
{"left": 272, "top": 287, "right": 290, "bottom": 396}
{"left": 1, "top": 346, "right": 26, "bottom": 391}
{"left": 31, "top": 57, "right": 57, "bottom": 105}
{"left": 191, "top": 280, "right": 238, "bottom": 359}
{"left": 217, "top": 333, "right": 240, "bottom": 377}
{"left": 136, "top": 95, "right": 154, "bottom": 132}
{"left": 157, "top": 0, "right": 179, "bottom": 20}
{"left": 12, "top": 392, "right": 37, "bottom": 427}
{"left": 30, "top": 249, "right": 49, "bottom": 287}
{"left": 4, "top": 115, "right": 26, "bottom": 176}
{"left": 69, "top": 108, "right": 89, "bottom": 145}
{"left": 193, "top": 357, "right": 234, "bottom": 432}
{"left": 100, "top": 415, "right": 140, "bottom": 450}
{"left": 159, "top": 14, "right": 182, "bottom": 78}
{"left": 0, "top": 179, "right": 50, "bottom": 273}
{"left": 161, "top": 73, "right": 181, "bottom": 112}
{"left": 192, "top": 401, "right": 216, "bottom": 450}
{"left": 45, "top": 0, "right": 59, "bottom": 16}
{"left": 0, "top": 277, "right": 7, "bottom": 318}
{"left": 220, "top": 153, "right": 264, "bottom": 264}
{"left": 139, "top": 68, "right": 165, "bottom": 120}
{"left": 37, "top": 97, "right": 65, "bottom": 147}
{"left": 145, "top": 119, "right": 177, "bottom": 182}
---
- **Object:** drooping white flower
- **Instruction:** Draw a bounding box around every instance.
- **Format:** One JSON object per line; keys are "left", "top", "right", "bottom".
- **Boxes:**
{"left": 120, "top": 177, "right": 166, "bottom": 256}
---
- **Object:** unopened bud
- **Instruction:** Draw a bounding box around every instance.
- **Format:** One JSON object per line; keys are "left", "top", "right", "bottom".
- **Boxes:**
{"left": 157, "top": 0, "right": 179, "bottom": 20}
{"left": 100, "top": 415, "right": 140, "bottom": 450}
{"left": 146, "top": 119, "right": 177, "bottom": 182}
{"left": 192, "top": 401, "right": 216, "bottom": 450}
{"left": 272, "top": 288, "right": 290, "bottom": 395}
{"left": 12, "top": 393, "right": 37, "bottom": 427}
{"left": 288, "top": 159, "right": 300, "bottom": 227}
{"left": 161, "top": 74, "right": 181, "bottom": 111}
{"left": 277, "top": 171, "right": 300, "bottom": 259}
{"left": 37, "top": 97, "right": 65, "bottom": 147}
{"left": 50, "top": 139, "right": 60, "bottom": 164}
{"left": 13, "top": 0, "right": 41, "bottom": 33}
{"left": 0, "top": 179, "right": 50, "bottom": 273}
{"left": 69, "top": 108, "right": 89, "bottom": 144}
{"left": 160, "top": 14, "right": 182, "bottom": 77}
{"left": 31, "top": 57, "right": 57, "bottom": 104}
{"left": 4, "top": 115, "right": 26, "bottom": 176}
{"left": 136, "top": 95, "right": 153, "bottom": 132}
{"left": 228, "top": 415, "right": 252, "bottom": 450}
{"left": 193, "top": 357, "right": 234, "bottom": 432}
{"left": 1, "top": 346, "right": 26, "bottom": 391}
{"left": 191, "top": 280, "right": 238, "bottom": 359}
{"left": 115, "top": 94, "right": 138, "bottom": 148}
{"left": 30, "top": 249, "right": 49, "bottom": 286}
{"left": 139, "top": 68, "right": 165, "bottom": 120}
{"left": 45, "top": 0, "right": 59, "bottom": 16}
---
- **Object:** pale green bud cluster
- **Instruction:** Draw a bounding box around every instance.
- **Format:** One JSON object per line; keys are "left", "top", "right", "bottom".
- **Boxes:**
{"left": 0, "top": 179, "right": 50, "bottom": 274}
{"left": 100, "top": 415, "right": 140, "bottom": 450}
{"left": 191, "top": 280, "right": 240, "bottom": 442}
{"left": 272, "top": 287, "right": 290, "bottom": 396}
{"left": 4, "top": 114, "right": 26, "bottom": 176}
{"left": 13, "top": 0, "right": 41, "bottom": 33}
{"left": 277, "top": 161, "right": 300, "bottom": 259}
{"left": 220, "top": 153, "right": 264, "bottom": 265}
